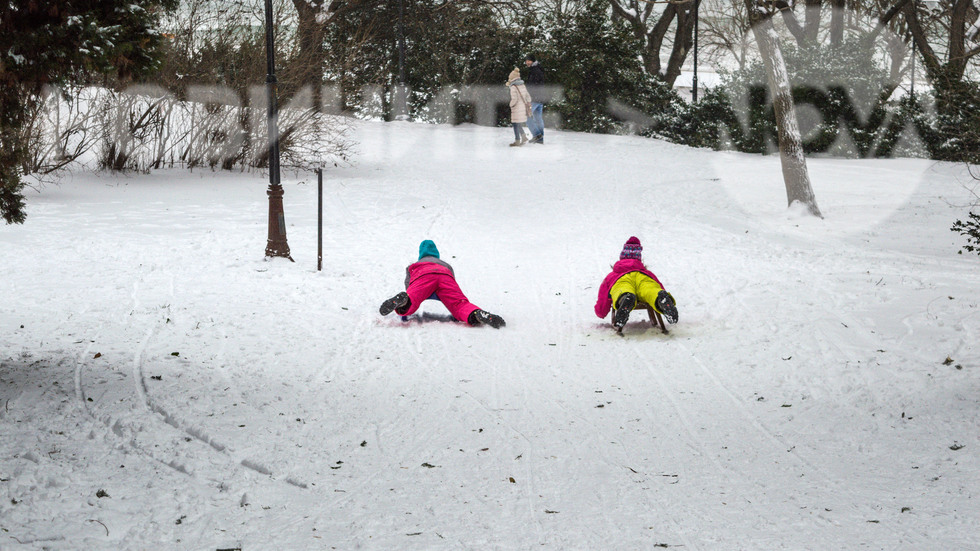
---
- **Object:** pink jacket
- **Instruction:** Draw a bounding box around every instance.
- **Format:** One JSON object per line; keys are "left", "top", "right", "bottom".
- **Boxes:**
{"left": 594, "top": 259, "right": 664, "bottom": 318}
{"left": 405, "top": 260, "right": 455, "bottom": 287}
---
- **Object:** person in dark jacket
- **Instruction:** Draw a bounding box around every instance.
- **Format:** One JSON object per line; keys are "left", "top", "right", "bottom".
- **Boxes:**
{"left": 524, "top": 54, "right": 546, "bottom": 144}
{"left": 379, "top": 240, "right": 506, "bottom": 328}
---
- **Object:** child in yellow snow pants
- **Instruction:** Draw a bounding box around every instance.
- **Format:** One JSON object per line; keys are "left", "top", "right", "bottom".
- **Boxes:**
{"left": 609, "top": 271, "right": 664, "bottom": 313}
{"left": 595, "top": 236, "right": 678, "bottom": 330}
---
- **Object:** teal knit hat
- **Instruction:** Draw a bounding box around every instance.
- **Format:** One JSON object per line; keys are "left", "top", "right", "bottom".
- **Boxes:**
{"left": 418, "top": 240, "right": 440, "bottom": 260}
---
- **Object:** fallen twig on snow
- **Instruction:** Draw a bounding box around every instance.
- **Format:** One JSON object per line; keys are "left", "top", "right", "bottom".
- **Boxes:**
{"left": 86, "top": 519, "right": 109, "bottom": 536}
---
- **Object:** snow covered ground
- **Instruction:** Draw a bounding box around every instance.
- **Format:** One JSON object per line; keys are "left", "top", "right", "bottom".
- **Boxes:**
{"left": 1, "top": 121, "right": 978, "bottom": 550}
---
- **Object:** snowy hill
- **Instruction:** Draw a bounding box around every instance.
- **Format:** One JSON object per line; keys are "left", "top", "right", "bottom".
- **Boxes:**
{"left": 1, "top": 121, "right": 978, "bottom": 549}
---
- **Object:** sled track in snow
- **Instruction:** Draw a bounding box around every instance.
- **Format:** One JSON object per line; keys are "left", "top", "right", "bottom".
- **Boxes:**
{"left": 314, "top": 320, "right": 451, "bottom": 513}
{"left": 465, "top": 348, "right": 545, "bottom": 542}
{"left": 73, "top": 333, "right": 203, "bottom": 479}
{"left": 73, "top": 268, "right": 310, "bottom": 492}
{"left": 70, "top": 268, "right": 208, "bottom": 479}
{"left": 537, "top": 345, "right": 702, "bottom": 550}
{"left": 131, "top": 323, "right": 310, "bottom": 489}
{"left": 671, "top": 333, "right": 932, "bottom": 547}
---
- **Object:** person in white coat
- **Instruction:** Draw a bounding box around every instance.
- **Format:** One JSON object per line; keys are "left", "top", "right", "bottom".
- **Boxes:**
{"left": 506, "top": 67, "right": 532, "bottom": 147}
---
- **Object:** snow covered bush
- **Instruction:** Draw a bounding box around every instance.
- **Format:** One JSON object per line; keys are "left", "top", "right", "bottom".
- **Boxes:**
{"left": 924, "top": 74, "right": 980, "bottom": 164}
{"left": 669, "top": 41, "right": 979, "bottom": 164}
{"left": 951, "top": 211, "right": 980, "bottom": 255}
{"left": 951, "top": 166, "right": 980, "bottom": 255}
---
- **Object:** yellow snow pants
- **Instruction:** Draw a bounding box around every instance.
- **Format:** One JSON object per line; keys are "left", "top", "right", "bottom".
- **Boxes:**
{"left": 610, "top": 272, "right": 664, "bottom": 313}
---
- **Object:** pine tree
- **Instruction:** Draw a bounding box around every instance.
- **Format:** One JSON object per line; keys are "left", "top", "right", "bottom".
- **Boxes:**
{"left": 1, "top": 0, "right": 176, "bottom": 224}
{"left": 536, "top": 0, "right": 677, "bottom": 133}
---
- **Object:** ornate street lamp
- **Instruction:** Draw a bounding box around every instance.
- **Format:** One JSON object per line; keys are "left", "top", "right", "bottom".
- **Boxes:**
{"left": 264, "top": 0, "right": 291, "bottom": 259}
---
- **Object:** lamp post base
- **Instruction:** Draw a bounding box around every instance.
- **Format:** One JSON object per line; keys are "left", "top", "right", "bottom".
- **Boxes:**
{"left": 265, "top": 184, "right": 293, "bottom": 260}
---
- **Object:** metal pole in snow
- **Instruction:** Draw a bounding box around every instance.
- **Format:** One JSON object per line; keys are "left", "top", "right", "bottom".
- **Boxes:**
{"left": 317, "top": 168, "right": 323, "bottom": 272}
{"left": 910, "top": 49, "right": 915, "bottom": 96}
{"left": 395, "top": 0, "right": 410, "bottom": 120}
{"left": 398, "top": 0, "right": 406, "bottom": 88}
{"left": 693, "top": 0, "right": 700, "bottom": 103}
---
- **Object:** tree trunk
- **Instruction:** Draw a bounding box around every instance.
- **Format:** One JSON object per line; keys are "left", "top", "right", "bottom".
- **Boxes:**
{"left": 663, "top": 3, "right": 696, "bottom": 86}
{"left": 902, "top": 0, "right": 944, "bottom": 81}
{"left": 804, "top": 0, "right": 821, "bottom": 43}
{"left": 829, "top": 0, "right": 845, "bottom": 47}
{"left": 865, "top": 0, "right": 911, "bottom": 44}
{"left": 644, "top": 4, "right": 678, "bottom": 77}
{"left": 746, "top": 0, "right": 823, "bottom": 217}
{"left": 948, "top": 0, "right": 977, "bottom": 80}
{"left": 773, "top": 1, "right": 808, "bottom": 47}
{"left": 609, "top": 0, "right": 699, "bottom": 86}
{"left": 292, "top": 0, "right": 328, "bottom": 89}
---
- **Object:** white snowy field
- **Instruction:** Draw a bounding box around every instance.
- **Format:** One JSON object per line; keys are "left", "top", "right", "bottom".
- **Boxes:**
{"left": 1, "top": 121, "right": 978, "bottom": 550}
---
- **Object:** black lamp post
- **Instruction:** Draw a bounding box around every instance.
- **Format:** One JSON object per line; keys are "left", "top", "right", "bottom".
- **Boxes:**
{"left": 395, "top": 0, "right": 410, "bottom": 120}
{"left": 264, "top": 0, "right": 291, "bottom": 259}
{"left": 692, "top": 0, "right": 700, "bottom": 103}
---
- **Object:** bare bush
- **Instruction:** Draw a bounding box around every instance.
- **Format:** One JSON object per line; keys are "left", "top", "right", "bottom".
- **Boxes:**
{"left": 19, "top": 87, "right": 103, "bottom": 176}
{"left": 17, "top": 83, "right": 351, "bottom": 177}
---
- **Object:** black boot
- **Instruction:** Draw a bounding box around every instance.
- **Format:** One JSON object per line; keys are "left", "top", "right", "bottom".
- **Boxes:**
{"left": 613, "top": 293, "right": 636, "bottom": 329}
{"left": 655, "top": 290, "right": 678, "bottom": 324}
{"left": 379, "top": 292, "right": 410, "bottom": 316}
{"left": 469, "top": 309, "right": 506, "bottom": 328}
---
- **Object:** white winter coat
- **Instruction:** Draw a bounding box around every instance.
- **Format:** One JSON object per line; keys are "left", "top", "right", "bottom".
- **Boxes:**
{"left": 508, "top": 80, "right": 532, "bottom": 124}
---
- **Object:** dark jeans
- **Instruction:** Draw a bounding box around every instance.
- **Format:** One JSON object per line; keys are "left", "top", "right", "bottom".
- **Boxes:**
{"left": 527, "top": 102, "right": 544, "bottom": 138}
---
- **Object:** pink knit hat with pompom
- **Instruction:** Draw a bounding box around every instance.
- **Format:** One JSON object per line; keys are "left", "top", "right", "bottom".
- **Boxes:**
{"left": 620, "top": 236, "right": 642, "bottom": 260}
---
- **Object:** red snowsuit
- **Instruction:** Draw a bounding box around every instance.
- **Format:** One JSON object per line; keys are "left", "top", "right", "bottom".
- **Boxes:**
{"left": 398, "top": 260, "right": 481, "bottom": 323}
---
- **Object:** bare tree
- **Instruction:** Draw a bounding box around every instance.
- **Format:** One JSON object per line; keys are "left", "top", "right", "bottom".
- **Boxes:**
{"left": 699, "top": 0, "right": 753, "bottom": 68}
{"left": 696, "top": 0, "right": 910, "bottom": 71}
{"left": 903, "top": 0, "right": 980, "bottom": 83}
{"left": 609, "top": 0, "right": 698, "bottom": 86}
{"left": 745, "top": 0, "right": 822, "bottom": 216}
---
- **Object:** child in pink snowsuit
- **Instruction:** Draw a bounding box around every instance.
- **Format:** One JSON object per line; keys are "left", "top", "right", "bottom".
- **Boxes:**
{"left": 595, "top": 236, "right": 678, "bottom": 330}
{"left": 379, "top": 240, "right": 505, "bottom": 328}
